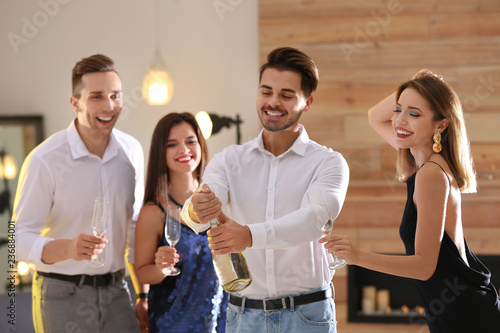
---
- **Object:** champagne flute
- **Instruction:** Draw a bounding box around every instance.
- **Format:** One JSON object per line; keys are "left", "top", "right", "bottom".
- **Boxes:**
{"left": 89, "top": 197, "right": 109, "bottom": 268}
{"left": 162, "top": 205, "right": 182, "bottom": 276}
{"left": 307, "top": 189, "right": 347, "bottom": 270}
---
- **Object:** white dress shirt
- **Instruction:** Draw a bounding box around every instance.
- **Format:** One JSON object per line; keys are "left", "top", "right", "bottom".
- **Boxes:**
{"left": 13, "top": 120, "right": 144, "bottom": 275}
{"left": 182, "top": 125, "right": 349, "bottom": 299}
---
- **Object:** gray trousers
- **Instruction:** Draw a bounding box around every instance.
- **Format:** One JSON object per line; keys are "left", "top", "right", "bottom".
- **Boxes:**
{"left": 32, "top": 272, "right": 140, "bottom": 333}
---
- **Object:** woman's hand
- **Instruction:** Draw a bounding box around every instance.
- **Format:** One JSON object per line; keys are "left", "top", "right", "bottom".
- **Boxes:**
{"left": 318, "top": 234, "right": 359, "bottom": 265}
{"left": 154, "top": 246, "right": 179, "bottom": 273}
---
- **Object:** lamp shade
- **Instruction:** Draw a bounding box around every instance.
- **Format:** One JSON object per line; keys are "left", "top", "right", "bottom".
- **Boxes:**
{"left": 0, "top": 152, "right": 17, "bottom": 180}
{"left": 194, "top": 112, "right": 243, "bottom": 144}
{"left": 195, "top": 111, "right": 213, "bottom": 140}
{"left": 142, "top": 49, "right": 174, "bottom": 105}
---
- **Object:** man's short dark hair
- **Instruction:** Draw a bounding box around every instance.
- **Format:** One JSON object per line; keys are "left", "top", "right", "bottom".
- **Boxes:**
{"left": 259, "top": 47, "right": 319, "bottom": 97}
{"left": 72, "top": 54, "right": 117, "bottom": 98}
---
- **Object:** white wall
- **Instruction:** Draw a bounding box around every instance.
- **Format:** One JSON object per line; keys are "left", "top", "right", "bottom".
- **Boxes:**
{"left": 0, "top": 0, "right": 258, "bottom": 293}
{"left": 1, "top": 0, "right": 260, "bottom": 153}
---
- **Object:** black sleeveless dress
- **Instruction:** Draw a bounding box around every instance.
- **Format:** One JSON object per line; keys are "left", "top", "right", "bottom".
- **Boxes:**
{"left": 147, "top": 200, "right": 229, "bottom": 333}
{"left": 399, "top": 164, "right": 500, "bottom": 333}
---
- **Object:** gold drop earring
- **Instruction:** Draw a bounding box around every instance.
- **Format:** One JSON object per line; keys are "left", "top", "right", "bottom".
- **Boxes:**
{"left": 433, "top": 132, "right": 442, "bottom": 153}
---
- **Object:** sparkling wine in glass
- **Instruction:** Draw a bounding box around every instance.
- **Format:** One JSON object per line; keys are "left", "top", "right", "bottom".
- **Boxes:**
{"left": 307, "top": 190, "right": 347, "bottom": 270}
{"left": 162, "top": 205, "right": 182, "bottom": 276}
{"left": 89, "top": 197, "right": 109, "bottom": 268}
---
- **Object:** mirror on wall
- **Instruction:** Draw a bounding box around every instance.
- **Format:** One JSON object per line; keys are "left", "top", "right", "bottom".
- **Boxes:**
{"left": 0, "top": 115, "right": 44, "bottom": 254}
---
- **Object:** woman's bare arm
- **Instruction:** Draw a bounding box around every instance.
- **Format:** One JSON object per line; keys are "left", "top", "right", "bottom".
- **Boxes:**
{"left": 368, "top": 92, "right": 398, "bottom": 150}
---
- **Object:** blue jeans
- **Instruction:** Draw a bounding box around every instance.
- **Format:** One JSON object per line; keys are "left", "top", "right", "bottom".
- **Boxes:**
{"left": 225, "top": 285, "right": 337, "bottom": 333}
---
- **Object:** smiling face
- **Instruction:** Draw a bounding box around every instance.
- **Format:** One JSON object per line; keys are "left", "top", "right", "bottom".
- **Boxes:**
{"left": 165, "top": 122, "right": 201, "bottom": 177}
{"left": 392, "top": 87, "right": 447, "bottom": 152}
{"left": 257, "top": 68, "right": 312, "bottom": 133}
{"left": 71, "top": 71, "right": 122, "bottom": 143}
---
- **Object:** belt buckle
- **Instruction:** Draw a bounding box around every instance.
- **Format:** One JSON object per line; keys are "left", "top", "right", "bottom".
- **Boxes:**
{"left": 262, "top": 298, "right": 287, "bottom": 312}
{"left": 263, "top": 299, "right": 270, "bottom": 312}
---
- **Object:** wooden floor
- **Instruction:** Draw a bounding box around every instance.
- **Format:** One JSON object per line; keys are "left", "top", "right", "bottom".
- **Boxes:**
{"left": 336, "top": 303, "right": 430, "bottom": 333}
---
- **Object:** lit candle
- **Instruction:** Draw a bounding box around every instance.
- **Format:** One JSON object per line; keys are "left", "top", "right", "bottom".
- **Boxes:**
{"left": 377, "top": 289, "right": 390, "bottom": 312}
{"left": 362, "top": 286, "right": 377, "bottom": 315}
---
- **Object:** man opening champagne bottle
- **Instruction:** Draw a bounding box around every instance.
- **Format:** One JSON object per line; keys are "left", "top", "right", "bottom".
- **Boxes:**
{"left": 181, "top": 47, "right": 349, "bottom": 333}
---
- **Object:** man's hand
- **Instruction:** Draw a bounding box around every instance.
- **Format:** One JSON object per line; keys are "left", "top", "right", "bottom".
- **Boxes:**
{"left": 191, "top": 184, "right": 222, "bottom": 223}
{"left": 207, "top": 212, "right": 252, "bottom": 255}
{"left": 72, "top": 233, "right": 108, "bottom": 261}
{"left": 41, "top": 233, "right": 108, "bottom": 264}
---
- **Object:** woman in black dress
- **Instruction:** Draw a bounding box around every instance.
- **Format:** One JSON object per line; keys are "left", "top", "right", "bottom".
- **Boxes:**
{"left": 320, "top": 69, "right": 500, "bottom": 332}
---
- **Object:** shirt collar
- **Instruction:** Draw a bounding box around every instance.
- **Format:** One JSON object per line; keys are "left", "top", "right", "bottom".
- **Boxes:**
{"left": 253, "top": 124, "right": 310, "bottom": 157}
{"left": 66, "top": 119, "right": 119, "bottom": 162}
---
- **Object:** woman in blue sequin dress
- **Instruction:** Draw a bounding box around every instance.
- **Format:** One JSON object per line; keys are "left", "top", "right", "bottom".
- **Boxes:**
{"left": 135, "top": 112, "right": 228, "bottom": 333}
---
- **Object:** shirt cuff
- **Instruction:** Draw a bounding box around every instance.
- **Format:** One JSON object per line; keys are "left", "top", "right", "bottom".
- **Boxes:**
{"left": 180, "top": 197, "right": 210, "bottom": 234}
{"left": 247, "top": 223, "right": 267, "bottom": 249}
{"left": 29, "top": 237, "right": 54, "bottom": 266}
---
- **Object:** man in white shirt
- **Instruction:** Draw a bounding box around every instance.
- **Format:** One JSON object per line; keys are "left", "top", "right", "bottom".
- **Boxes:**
{"left": 181, "top": 47, "right": 349, "bottom": 332}
{"left": 12, "top": 54, "right": 148, "bottom": 332}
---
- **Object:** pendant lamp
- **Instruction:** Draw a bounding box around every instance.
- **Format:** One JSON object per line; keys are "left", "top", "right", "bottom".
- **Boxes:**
{"left": 142, "top": 0, "right": 174, "bottom": 105}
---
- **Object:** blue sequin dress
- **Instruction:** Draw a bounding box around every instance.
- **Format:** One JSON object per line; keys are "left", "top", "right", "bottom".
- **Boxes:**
{"left": 148, "top": 201, "right": 229, "bottom": 333}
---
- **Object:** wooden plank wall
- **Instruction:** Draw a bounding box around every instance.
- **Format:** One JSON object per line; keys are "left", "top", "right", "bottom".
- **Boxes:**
{"left": 259, "top": 0, "right": 500, "bottom": 305}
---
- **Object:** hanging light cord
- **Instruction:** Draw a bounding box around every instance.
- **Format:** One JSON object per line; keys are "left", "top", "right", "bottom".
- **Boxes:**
{"left": 155, "top": 0, "right": 160, "bottom": 49}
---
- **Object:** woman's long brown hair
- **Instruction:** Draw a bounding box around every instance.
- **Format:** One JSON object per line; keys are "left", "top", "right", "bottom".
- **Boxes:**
{"left": 143, "top": 112, "right": 209, "bottom": 205}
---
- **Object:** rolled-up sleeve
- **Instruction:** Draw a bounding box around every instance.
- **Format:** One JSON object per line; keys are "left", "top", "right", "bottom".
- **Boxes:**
{"left": 12, "top": 153, "right": 55, "bottom": 265}
{"left": 260, "top": 153, "right": 350, "bottom": 249}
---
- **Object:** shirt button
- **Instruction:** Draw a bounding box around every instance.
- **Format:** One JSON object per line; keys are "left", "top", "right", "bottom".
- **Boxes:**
{"left": 267, "top": 212, "right": 272, "bottom": 218}
{"left": 272, "top": 160, "right": 278, "bottom": 166}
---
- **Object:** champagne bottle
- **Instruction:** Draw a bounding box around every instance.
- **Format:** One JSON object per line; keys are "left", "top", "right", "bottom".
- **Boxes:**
{"left": 210, "top": 218, "right": 252, "bottom": 293}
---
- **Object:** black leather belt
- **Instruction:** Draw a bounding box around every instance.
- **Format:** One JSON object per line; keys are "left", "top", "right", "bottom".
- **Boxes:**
{"left": 37, "top": 269, "right": 124, "bottom": 288}
{"left": 229, "top": 288, "right": 333, "bottom": 311}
